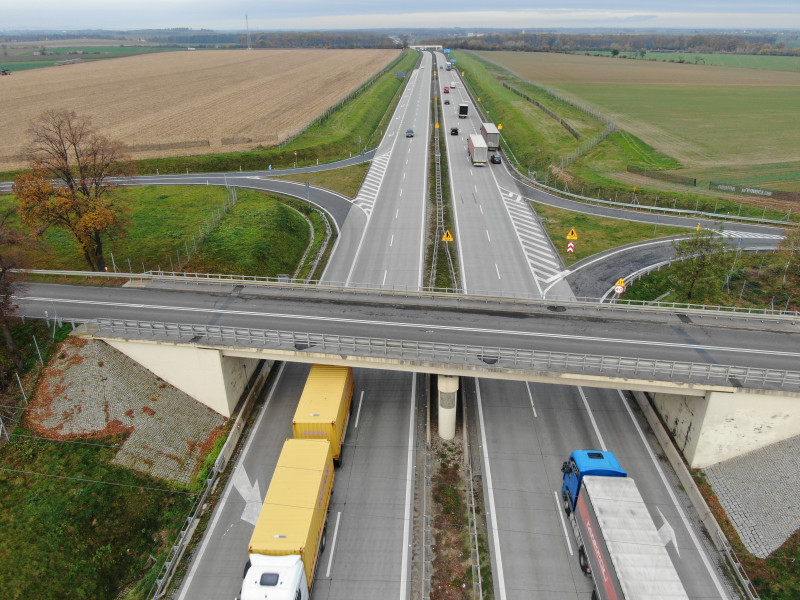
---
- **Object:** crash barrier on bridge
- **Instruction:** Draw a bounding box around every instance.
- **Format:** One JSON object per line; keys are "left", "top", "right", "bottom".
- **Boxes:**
{"left": 19, "top": 268, "right": 800, "bottom": 321}
{"left": 74, "top": 319, "right": 800, "bottom": 393}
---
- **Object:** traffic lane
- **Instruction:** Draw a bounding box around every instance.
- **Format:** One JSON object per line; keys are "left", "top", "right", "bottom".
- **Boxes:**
{"left": 317, "top": 369, "right": 414, "bottom": 600}
{"left": 475, "top": 378, "right": 593, "bottom": 599}
{"left": 16, "top": 285, "right": 800, "bottom": 372}
{"left": 584, "top": 387, "right": 729, "bottom": 599}
{"left": 177, "top": 362, "right": 305, "bottom": 600}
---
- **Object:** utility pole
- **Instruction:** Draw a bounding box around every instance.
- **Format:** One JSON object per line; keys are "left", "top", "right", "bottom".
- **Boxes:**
{"left": 246, "top": 15, "right": 252, "bottom": 50}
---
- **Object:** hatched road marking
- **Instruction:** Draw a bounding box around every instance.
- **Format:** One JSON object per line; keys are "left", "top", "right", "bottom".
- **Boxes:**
{"left": 353, "top": 152, "right": 392, "bottom": 218}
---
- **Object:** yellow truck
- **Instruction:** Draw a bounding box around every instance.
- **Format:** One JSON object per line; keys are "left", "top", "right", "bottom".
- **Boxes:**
{"left": 239, "top": 439, "right": 334, "bottom": 600}
{"left": 292, "top": 365, "right": 354, "bottom": 466}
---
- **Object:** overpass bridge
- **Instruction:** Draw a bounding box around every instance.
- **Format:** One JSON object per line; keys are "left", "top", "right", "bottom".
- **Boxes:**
{"left": 20, "top": 279, "right": 800, "bottom": 467}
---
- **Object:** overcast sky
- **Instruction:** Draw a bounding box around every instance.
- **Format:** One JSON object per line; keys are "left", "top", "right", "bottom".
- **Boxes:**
{"left": 3, "top": 1, "right": 799, "bottom": 32}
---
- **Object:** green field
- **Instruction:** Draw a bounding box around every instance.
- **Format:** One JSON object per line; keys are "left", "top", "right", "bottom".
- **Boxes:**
{"left": 0, "top": 46, "right": 181, "bottom": 71}
{"left": 572, "top": 51, "right": 800, "bottom": 72}
{"left": 0, "top": 186, "right": 313, "bottom": 276}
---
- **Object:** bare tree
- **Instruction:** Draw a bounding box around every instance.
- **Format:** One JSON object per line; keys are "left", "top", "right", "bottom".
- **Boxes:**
{"left": 0, "top": 208, "right": 26, "bottom": 372}
{"left": 15, "top": 110, "right": 132, "bottom": 271}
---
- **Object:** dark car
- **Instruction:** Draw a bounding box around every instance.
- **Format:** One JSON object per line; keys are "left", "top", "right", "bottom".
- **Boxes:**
{"left": 444, "top": 99, "right": 450, "bottom": 105}
{"left": 490, "top": 153, "right": 502, "bottom": 164}
{"left": 450, "top": 127, "right": 459, "bottom": 135}
{"left": 406, "top": 129, "right": 414, "bottom": 138}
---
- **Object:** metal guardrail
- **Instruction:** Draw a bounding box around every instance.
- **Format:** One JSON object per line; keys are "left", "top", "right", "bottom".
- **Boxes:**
{"left": 76, "top": 319, "right": 800, "bottom": 393}
{"left": 23, "top": 268, "right": 800, "bottom": 322}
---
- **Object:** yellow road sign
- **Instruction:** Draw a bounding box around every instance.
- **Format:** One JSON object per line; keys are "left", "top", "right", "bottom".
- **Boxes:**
{"left": 616, "top": 278, "right": 626, "bottom": 287}
{"left": 435, "top": 122, "right": 440, "bottom": 128}
{"left": 566, "top": 228, "right": 578, "bottom": 240}
{"left": 697, "top": 223, "right": 701, "bottom": 231}
{"left": 442, "top": 230, "right": 454, "bottom": 242}
{"left": 497, "top": 124, "right": 503, "bottom": 130}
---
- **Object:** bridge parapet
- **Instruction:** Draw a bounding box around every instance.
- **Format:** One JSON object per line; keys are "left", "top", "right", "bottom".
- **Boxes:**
{"left": 73, "top": 318, "right": 800, "bottom": 396}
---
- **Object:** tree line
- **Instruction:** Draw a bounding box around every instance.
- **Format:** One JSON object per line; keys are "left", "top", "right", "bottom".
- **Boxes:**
{"left": 418, "top": 32, "right": 800, "bottom": 56}
{"left": 246, "top": 31, "right": 399, "bottom": 49}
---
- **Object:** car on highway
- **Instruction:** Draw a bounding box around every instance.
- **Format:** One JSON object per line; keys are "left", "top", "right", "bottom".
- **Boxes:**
{"left": 406, "top": 129, "right": 414, "bottom": 138}
{"left": 444, "top": 99, "right": 450, "bottom": 105}
{"left": 443, "top": 87, "right": 449, "bottom": 93}
{"left": 490, "top": 153, "right": 501, "bottom": 164}
{"left": 450, "top": 127, "right": 459, "bottom": 135}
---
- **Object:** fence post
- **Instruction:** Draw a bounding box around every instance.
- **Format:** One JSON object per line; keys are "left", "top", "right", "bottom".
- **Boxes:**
{"left": 0, "top": 416, "right": 8, "bottom": 442}
{"left": 32, "top": 335, "right": 43, "bottom": 366}
{"left": 16, "top": 373, "right": 28, "bottom": 405}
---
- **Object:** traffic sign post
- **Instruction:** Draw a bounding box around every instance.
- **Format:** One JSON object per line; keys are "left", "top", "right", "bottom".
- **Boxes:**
{"left": 567, "top": 242, "right": 574, "bottom": 253}
{"left": 442, "top": 230, "right": 454, "bottom": 242}
{"left": 566, "top": 228, "right": 578, "bottom": 240}
{"left": 614, "top": 278, "right": 626, "bottom": 295}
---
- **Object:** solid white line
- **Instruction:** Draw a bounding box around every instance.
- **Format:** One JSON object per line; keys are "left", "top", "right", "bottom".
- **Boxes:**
{"left": 325, "top": 511, "right": 342, "bottom": 577}
{"left": 399, "top": 374, "right": 416, "bottom": 600}
{"left": 495, "top": 263, "right": 501, "bottom": 279}
{"left": 618, "top": 390, "right": 729, "bottom": 599}
{"left": 176, "top": 363, "right": 286, "bottom": 600}
{"left": 525, "top": 382, "right": 537, "bottom": 418}
{"left": 486, "top": 230, "right": 491, "bottom": 243}
{"left": 554, "top": 490, "right": 573, "bottom": 556}
{"left": 354, "top": 391, "right": 364, "bottom": 428}
{"left": 23, "top": 295, "right": 798, "bottom": 358}
{"left": 476, "top": 380, "right": 508, "bottom": 600}
{"left": 578, "top": 386, "right": 606, "bottom": 451}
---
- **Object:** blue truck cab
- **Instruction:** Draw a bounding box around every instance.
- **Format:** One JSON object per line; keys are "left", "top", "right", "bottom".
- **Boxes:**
{"left": 561, "top": 450, "right": 627, "bottom": 514}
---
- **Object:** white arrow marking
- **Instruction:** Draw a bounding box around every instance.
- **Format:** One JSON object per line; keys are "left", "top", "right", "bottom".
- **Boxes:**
{"left": 657, "top": 506, "right": 679, "bottom": 557}
{"left": 233, "top": 467, "right": 262, "bottom": 526}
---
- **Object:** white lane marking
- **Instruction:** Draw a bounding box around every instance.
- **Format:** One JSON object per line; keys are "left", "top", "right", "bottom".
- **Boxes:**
{"left": 325, "top": 511, "right": 342, "bottom": 577}
{"left": 495, "top": 264, "right": 501, "bottom": 279}
{"left": 354, "top": 391, "right": 364, "bottom": 428}
{"left": 486, "top": 230, "right": 491, "bottom": 243}
{"left": 578, "top": 386, "right": 606, "bottom": 451}
{"left": 176, "top": 363, "right": 285, "bottom": 600}
{"left": 554, "top": 491, "right": 573, "bottom": 556}
{"left": 22, "top": 295, "right": 799, "bottom": 358}
{"left": 474, "top": 185, "right": 478, "bottom": 193}
{"left": 382, "top": 270, "right": 388, "bottom": 286}
{"left": 399, "top": 374, "right": 417, "bottom": 600}
{"left": 619, "top": 390, "right": 729, "bottom": 598}
{"left": 390, "top": 234, "right": 394, "bottom": 247}
{"left": 232, "top": 468, "right": 261, "bottom": 525}
{"left": 399, "top": 188, "right": 403, "bottom": 196}
{"left": 479, "top": 204, "right": 483, "bottom": 215}
{"left": 476, "top": 380, "right": 508, "bottom": 600}
{"left": 396, "top": 209, "right": 399, "bottom": 219}
{"left": 525, "top": 382, "right": 537, "bottom": 417}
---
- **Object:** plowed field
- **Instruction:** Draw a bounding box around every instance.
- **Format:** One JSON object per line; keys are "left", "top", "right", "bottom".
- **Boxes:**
{"left": 0, "top": 48, "right": 399, "bottom": 169}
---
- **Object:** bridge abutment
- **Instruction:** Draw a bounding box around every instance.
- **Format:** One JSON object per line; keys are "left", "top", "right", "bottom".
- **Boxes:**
{"left": 653, "top": 389, "right": 800, "bottom": 468}
{"left": 104, "top": 339, "right": 259, "bottom": 417}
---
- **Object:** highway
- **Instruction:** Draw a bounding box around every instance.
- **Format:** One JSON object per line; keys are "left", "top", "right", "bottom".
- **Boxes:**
{"left": 433, "top": 51, "right": 734, "bottom": 599}
{"left": 5, "top": 48, "right": 782, "bottom": 599}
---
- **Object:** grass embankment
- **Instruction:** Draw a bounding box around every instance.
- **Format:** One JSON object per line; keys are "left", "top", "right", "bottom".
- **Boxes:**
{"left": 0, "top": 321, "right": 198, "bottom": 600}
{"left": 274, "top": 162, "right": 370, "bottom": 198}
{"left": 452, "top": 50, "right": 797, "bottom": 223}
{"left": 0, "top": 186, "right": 313, "bottom": 277}
{"left": 623, "top": 248, "right": 800, "bottom": 312}
{"left": 572, "top": 51, "right": 800, "bottom": 72}
{"left": 131, "top": 49, "right": 418, "bottom": 176}
{"left": 532, "top": 202, "right": 686, "bottom": 265}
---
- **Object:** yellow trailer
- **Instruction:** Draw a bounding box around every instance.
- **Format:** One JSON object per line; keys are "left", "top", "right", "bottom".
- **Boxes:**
{"left": 292, "top": 365, "right": 354, "bottom": 465}
{"left": 241, "top": 439, "right": 334, "bottom": 600}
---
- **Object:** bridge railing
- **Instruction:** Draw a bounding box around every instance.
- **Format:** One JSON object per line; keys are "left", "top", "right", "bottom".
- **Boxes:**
{"left": 75, "top": 318, "right": 800, "bottom": 393}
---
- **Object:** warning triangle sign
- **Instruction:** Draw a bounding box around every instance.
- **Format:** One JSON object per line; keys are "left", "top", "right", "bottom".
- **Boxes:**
{"left": 616, "top": 278, "right": 626, "bottom": 287}
{"left": 566, "top": 228, "right": 578, "bottom": 240}
{"left": 442, "top": 230, "right": 454, "bottom": 242}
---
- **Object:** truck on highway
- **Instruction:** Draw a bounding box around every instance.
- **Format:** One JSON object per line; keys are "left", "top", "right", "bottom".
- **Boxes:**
{"left": 239, "top": 439, "right": 334, "bottom": 600}
{"left": 443, "top": 86, "right": 449, "bottom": 94}
{"left": 458, "top": 103, "right": 469, "bottom": 119}
{"left": 561, "top": 450, "right": 689, "bottom": 600}
{"left": 468, "top": 134, "right": 488, "bottom": 166}
{"left": 293, "top": 365, "right": 354, "bottom": 466}
{"left": 480, "top": 122, "right": 500, "bottom": 150}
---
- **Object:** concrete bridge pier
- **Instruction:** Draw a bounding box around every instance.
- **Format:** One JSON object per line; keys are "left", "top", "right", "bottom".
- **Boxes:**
{"left": 104, "top": 339, "right": 260, "bottom": 418}
{"left": 653, "top": 389, "right": 800, "bottom": 468}
{"left": 437, "top": 375, "right": 459, "bottom": 441}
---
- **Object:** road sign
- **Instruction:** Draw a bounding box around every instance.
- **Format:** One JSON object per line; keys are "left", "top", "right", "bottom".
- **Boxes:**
{"left": 435, "top": 122, "right": 440, "bottom": 128}
{"left": 697, "top": 223, "right": 701, "bottom": 231}
{"left": 294, "top": 150, "right": 297, "bottom": 156}
{"left": 616, "top": 278, "right": 626, "bottom": 287}
{"left": 497, "top": 124, "right": 503, "bottom": 130}
{"left": 442, "top": 230, "right": 454, "bottom": 242}
{"left": 566, "top": 228, "right": 578, "bottom": 240}
{"left": 567, "top": 242, "right": 574, "bottom": 253}
{"left": 614, "top": 285, "right": 625, "bottom": 294}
